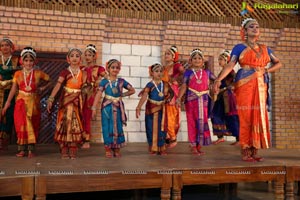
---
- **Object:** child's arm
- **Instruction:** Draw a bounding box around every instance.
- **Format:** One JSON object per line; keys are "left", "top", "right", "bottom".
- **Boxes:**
{"left": 136, "top": 90, "right": 148, "bottom": 119}
{"left": 91, "top": 89, "right": 103, "bottom": 120}
{"left": 2, "top": 82, "right": 18, "bottom": 116}
{"left": 47, "top": 82, "right": 62, "bottom": 113}
{"left": 176, "top": 83, "right": 187, "bottom": 107}
{"left": 122, "top": 86, "right": 135, "bottom": 97}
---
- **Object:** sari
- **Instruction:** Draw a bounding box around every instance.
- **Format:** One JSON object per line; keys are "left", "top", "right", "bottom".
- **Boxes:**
{"left": 183, "top": 69, "right": 214, "bottom": 147}
{"left": 99, "top": 78, "right": 133, "bottom": 148}
{"left": 141, "top": 81, "right": 171, "bottom": 153}
{"left": 54, "top": 69, "right": 85, "bottom": 144}
{"left": 13, "top": 69, "right": 50, "bottom": 145}
{"left": 232, "top": 43, "right": 271, "bottom": 149}
{"left": 81, "top": 65, "right": 105, "bottom": 141}
{"left": 162, "top": 62, "right": 183, "bottom": 142}
{"left": 0, "top": 56, "right": 19, "bottom": 141}
{"left": 212, "top": 70, "right": 239, "bottom": 138}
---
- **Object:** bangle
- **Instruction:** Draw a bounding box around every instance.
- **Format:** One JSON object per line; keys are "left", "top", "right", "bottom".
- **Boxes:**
{"left": 136, "top": 107, "right": 141, "bottom": 110}
{"left": 47, "top": 96, "right": 54, "bottom": 103}
{"left": 214, "top": 79, "right": 221, "bottom": 83}
{"left": 91, "top": 106, "right": 97, "bottom": 111}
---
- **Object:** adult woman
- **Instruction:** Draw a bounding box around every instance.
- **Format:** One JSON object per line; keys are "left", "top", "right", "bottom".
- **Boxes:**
{"left": 162, "top": 46, "right": 185, "bottom": 148}
{"left": 0, "top": 38, "right": 20, "bottom": 151}
{"left": 213, "top": 18, "right": 282, "bottom": 162}
{"left": 211, "top": 50, "right": 239, "bottom": 145}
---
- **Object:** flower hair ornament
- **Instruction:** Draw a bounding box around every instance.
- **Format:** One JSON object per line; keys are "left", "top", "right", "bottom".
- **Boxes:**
{"left": 85, "top": 44, "right": 98, "bottom": 60}
{"left": 190, "top": 48, "right": 204, "bottom": 59}
{"left": 105, "top": 59, "right": 121, "bottom": 71}
{"left": 20, "top": 47, "right": 37, "bottom": 60}
{"left": 167, "top": 46, "right": 179, "bottom": 62}
{"left": 240, "top": 18, "right": 259, "bottom": 41}
{"left": 1, "top": 38, "right": 15, "bottom": 52}
{"left": 219, "top": 50, "right": 231, "bottom": 63}
{"left": 85, "top": 44, "right": 97, "bottom": 53}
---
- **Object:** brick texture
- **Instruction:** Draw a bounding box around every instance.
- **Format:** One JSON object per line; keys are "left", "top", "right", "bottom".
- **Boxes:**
{"left": 0, "top": 5, "right": 299, "bottom": 148}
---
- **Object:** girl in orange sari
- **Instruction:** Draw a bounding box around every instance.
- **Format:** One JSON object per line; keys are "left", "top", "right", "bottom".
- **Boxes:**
{"left": 2, "top": 47, "right": 51, "bottom": 158}
{"left": 162, "top": 46, "right": 185, "bottom": 148}
{"left": 81, "top": 44, "right": 106, "bottom": 149}
{"left": 213, "top": 18, "right": 282, "bottom": 162}
{"left": 47, "top": 48, "right": 87, "bottom": 159}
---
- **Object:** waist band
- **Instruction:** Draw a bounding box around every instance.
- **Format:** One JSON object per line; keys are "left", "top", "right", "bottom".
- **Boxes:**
{"left": 64, "top": 87, "right": 81, "bottom": 93}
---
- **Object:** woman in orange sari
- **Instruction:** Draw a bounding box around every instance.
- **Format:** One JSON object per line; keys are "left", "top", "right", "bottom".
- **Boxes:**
{"left": 162, "top": 46, "right": 185, "bottom": 148}
{"left": 213, "top": 18, "right": 282, "bottom": 162}
{"left": 47, "top": 48, "right": 87, "bottom": 159}
{"left": 2, "top": 47, "right": 51, "bottom": 158}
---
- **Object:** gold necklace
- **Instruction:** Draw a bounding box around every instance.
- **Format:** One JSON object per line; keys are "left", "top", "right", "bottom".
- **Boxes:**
{"left": 247, "top": 42, "right": 262, "bottom": 58}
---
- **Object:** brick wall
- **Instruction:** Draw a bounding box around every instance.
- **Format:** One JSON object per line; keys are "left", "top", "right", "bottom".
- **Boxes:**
{"left": 1, "top": 5, "right": 299, "bottom": 148}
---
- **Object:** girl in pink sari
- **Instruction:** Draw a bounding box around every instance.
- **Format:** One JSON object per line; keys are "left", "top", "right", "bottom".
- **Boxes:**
{"left": 213, "top": 18, "right": 282, "bottom": 162}
{"left": 177, "top": 49, "right": 215, "bottom": 155}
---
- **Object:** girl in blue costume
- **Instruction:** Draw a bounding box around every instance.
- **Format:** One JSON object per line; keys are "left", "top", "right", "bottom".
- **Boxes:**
{"left": 92, "top": 59, "right": 135, "bottom": 158}
{"left": 212, "top": 50, "right": 240, "bottom": 145}
{"left": 136, "top": 63, "right": 173, "bottom": 155}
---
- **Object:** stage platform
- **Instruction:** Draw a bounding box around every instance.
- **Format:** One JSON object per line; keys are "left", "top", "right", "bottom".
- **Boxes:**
{"left": 0, "top": 142, "right": 299, "bottom": 200}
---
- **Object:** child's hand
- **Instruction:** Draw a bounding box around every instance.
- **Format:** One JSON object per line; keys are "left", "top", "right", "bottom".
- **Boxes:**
{"left": 92, "top": 110, "right": 97, "bottom": 120}
{"left": 175, "top": 98, "right": 181, "bottom": 108}
{"left": 135, "top": 108, "right": 141, "bottom": 119}
{"left": 1, "top": 102, "right": 10, "bottom": 116}
{"left": 47, "top": 102, "right": 52, "bottom": 113}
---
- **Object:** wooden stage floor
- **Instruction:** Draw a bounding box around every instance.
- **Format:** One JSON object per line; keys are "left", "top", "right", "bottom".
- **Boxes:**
{"left": 0, "top": 142, "right": 300, "bottom": 200}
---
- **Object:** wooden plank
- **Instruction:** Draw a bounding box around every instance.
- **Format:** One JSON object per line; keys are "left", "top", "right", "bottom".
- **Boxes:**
{"left": 35, "top": 173, "right": 172, "bottom": 199}
{"left": 202, "top": 0, "right": 225, "bottom": 17}
{"left": 0, "top": 176, "right": 34, "bottom": 199}
{"left": 179, "top": 0, "right": 199, "bottom": 14}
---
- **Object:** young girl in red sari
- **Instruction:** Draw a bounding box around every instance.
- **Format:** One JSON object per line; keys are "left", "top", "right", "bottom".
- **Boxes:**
{"left": 213, "top": 18, "right": 282, "bottom": 162}
{"left": 2, "top": 47, "right": 51, "bottom": 158}
{"left": 47, "top": 48, "right": 87, "bottom": 159}
{"left": 81, "top": 44, "right": 106, "bottom": 149}
{"left": 176, "top": 49, "right": 215, "bottom": 155}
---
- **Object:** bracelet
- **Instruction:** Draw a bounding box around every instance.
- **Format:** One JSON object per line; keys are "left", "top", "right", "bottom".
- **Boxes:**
{"left": 91, "top": 106, "right": 97, "bottom": 111}
{"left": 265, "top": 68, "right": 269, "bottom": 73}
{"left": 47, "top": 96, "right": 55, "bottom": 103}
{"left": 214, "top": 79, "right": 221, "bottom": 83}
{"left": 136, "top": 107, "right": 141, "bottom": 110}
